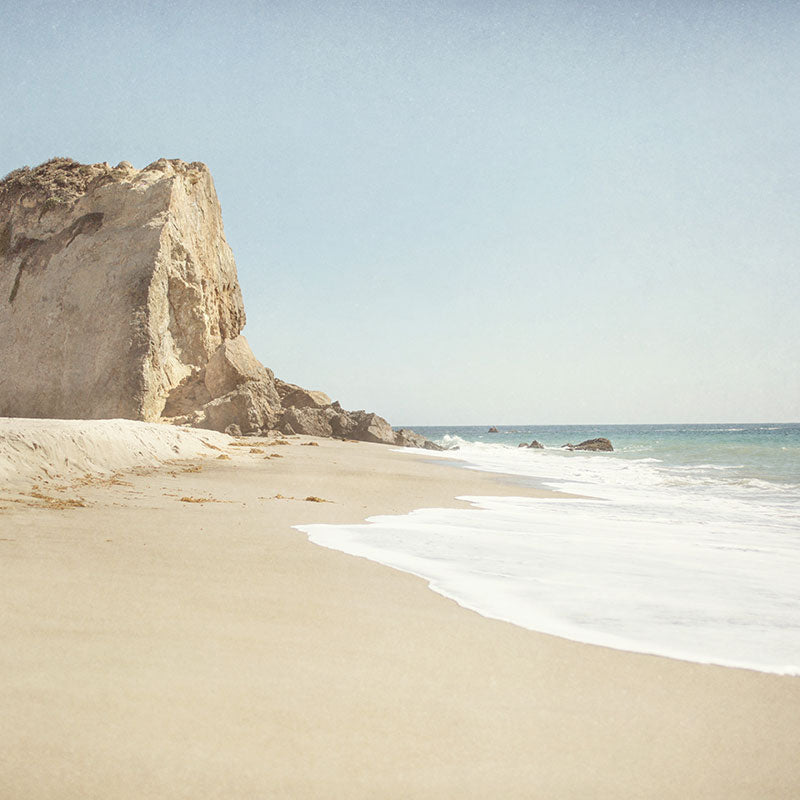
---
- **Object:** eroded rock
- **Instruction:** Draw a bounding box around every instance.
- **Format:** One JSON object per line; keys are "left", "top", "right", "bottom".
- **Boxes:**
{"left": 563, "top": 438, "right": 614, "bottom": 452}
{"left": 351, "top": 412, "right": 397, "bottom": 445}
{"left": 0, "top": 157, "right": 244, "bottom": 420}
{"left": 275, "top": 380, "right": 332, "bottom": 409}
{"left": 198, "top": 381, "right": 280, "bottom": 435}
{"left": 396, "top": 429, "right": 430, "bottom": 448}
{"left": 279, "top": 406, "right": 334, "bottom": 438}
{"left": 205, "top": 335, "right": 274, "bottom": 398}
{"left": 394, "top": 429, "right": 444, "bottom": 451}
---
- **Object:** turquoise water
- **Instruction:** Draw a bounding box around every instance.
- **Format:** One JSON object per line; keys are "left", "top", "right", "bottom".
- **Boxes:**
{"left": 299, "top": 422, "right": 800, "bottom": 673}
{"left": 411, "top": 423, "right": 800, "bottom": 486}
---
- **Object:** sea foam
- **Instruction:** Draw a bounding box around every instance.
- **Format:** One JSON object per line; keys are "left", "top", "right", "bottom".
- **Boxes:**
{"left": 297, "top": 435, "right": 800, "bottom": 675}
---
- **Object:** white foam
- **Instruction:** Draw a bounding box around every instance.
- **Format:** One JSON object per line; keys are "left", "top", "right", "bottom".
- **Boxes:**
{"left": 298, "top": 442, "right": 800, "bottom": 675}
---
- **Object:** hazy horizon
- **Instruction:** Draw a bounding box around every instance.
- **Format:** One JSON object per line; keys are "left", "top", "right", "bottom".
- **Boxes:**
{"left": 395, "top": 419, "right": 800, "bottom": 428}
{"left": 2, "top": 1, "right": 798, "bottom": 425}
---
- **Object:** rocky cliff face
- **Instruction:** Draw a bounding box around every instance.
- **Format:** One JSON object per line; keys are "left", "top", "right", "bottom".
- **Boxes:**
{"left": 0, "top": 158, "right": 244, "bottom": 420}
{"left": 0, "top": 157, "right": 439, "bottom": 450}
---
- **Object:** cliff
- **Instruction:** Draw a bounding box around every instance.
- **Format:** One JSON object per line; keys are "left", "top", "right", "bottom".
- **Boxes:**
{"left": 0, "top": 157, "right": 439, "bottom": 449}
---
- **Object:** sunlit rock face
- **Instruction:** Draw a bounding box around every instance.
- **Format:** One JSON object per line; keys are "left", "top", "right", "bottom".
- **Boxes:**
{"left": 0, "top": 157, "right": 244, "bottom": 420}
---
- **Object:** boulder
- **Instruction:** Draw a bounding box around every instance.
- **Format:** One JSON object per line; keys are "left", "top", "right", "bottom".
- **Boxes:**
{"left": 395, "top": 428, "right": 428, "bottom": 448}
{"left": 197, "top": 380, "right": 280, "bottom": 435}
{"left": 161, "top": 368, "right": 212, "bottom": 418}
{"left": 275, "top": 379, "right": 332, "bottom": 409}
{"left": 488, "top": 426, "right": 499, "bottom": 433}
{"left": 529, "top": 440, "right": 544, "bottom": 449}
{"left": 279, "top": 406, "right": 334, "bottom": 438}
{"left": 329, "top": 412, "right": 355, "bottom": 438}
{"left": 204, "top": 335, "right": 275, "bottom": 399}
{"left": 350, "top": 411, "right": 397, "bottom": 445}
{"left": 395, "top": 429, "right": 444, "bottom": 451}
{"left": 563, "top": 438, "right": 614, "bottom": 452}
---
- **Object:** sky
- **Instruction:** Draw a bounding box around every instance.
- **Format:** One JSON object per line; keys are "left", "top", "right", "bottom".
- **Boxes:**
{"left": 1, "top": 0, "right": 798, "bottom": 424}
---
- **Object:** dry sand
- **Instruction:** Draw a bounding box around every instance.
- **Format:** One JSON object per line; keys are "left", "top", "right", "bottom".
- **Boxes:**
{"left": 0, "top": 418, "right": 229, "bottom": 487}
{"left": 1, "top": 427, "right": 798, "bottom": 798}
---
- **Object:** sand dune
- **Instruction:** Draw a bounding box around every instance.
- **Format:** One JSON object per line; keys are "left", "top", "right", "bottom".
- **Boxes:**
{"left": 0, "top": 417, "right": 229, "bottom": 487}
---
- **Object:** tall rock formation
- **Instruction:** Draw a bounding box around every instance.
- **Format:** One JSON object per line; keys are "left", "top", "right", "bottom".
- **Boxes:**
{"left": 0, "top": 158, "right": 243, "bottom": 420}
{"left": 0, "top": 158, "right": 439, "bottom": 450}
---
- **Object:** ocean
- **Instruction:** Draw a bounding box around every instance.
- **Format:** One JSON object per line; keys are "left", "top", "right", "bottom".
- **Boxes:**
{"left": 296, "top": 424, "right": 800, "bottom": 675}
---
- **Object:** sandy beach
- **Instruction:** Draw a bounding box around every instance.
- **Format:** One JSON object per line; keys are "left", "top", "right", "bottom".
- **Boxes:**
{"left": 1, "top": 430, "right": 799, "bottom": 799}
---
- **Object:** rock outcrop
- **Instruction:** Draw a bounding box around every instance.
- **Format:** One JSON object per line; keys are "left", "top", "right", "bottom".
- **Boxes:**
{"left": 0, "top": 158, "right": 244, "bottom": 421}
{"left": 562, "top": 438, "right": 614, "bottom": 452}
{"left": 0, "top": 157, "right": 440, "bottom": 450}
{"left": 393, "top": 428, "right": 443, "bottom": 451}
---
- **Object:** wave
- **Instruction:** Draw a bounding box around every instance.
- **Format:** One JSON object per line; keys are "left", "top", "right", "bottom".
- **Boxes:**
{"left": 710, "top": 427, "right": 746, "bottom": 432}
{"left": 437, "top": 433, "right": 470, "bottom": 449}
{"left": 299, "top": 484, "right": 800, "bottom": 674}
{"left": 308, "top": 432, "right": 800, "bottom": 674}
{"left": 671, "top": 463, "right": 745, "bottom": 471}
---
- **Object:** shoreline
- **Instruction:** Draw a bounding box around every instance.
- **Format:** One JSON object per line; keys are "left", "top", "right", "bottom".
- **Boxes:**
{"left": 301, "top": 501, "right": 800, "bottom": 678}
{"left": 2, "top": 433, "right": 799, "bottom": 797}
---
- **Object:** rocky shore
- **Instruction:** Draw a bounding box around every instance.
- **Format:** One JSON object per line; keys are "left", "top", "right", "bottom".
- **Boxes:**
{"left": 0, "top": 158, "right": 439, "bottom": 449}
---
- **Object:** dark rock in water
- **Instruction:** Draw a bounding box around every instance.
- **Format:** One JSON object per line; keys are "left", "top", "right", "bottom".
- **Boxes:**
{"left": 518, "top": 443, "right": 527, "bottom": 448}
{"left": 529, "top": 440, "right": 544, "bottom": 449}
{"left": 563, "top": 438, "right": 613, "bottom": 452}
{"left": 488, "top": 426, "right": 499, "bottom": 433}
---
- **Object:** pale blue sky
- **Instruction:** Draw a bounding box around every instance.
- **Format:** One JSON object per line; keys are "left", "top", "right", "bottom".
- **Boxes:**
{"left": 2, "top": 0, "right": 798, "bottom": 423}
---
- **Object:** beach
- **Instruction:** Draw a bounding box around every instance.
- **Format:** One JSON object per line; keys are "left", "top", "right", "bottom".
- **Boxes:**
{"left": 1, "top": 430, "right": 799, "bottom": 798}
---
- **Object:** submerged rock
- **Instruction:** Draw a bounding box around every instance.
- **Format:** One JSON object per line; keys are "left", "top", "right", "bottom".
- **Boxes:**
{"left": 488, "top": 426, "right": 499, "bottom": 433}
{"left": 528, "top": 440, "right": 544, "bottom": 449}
